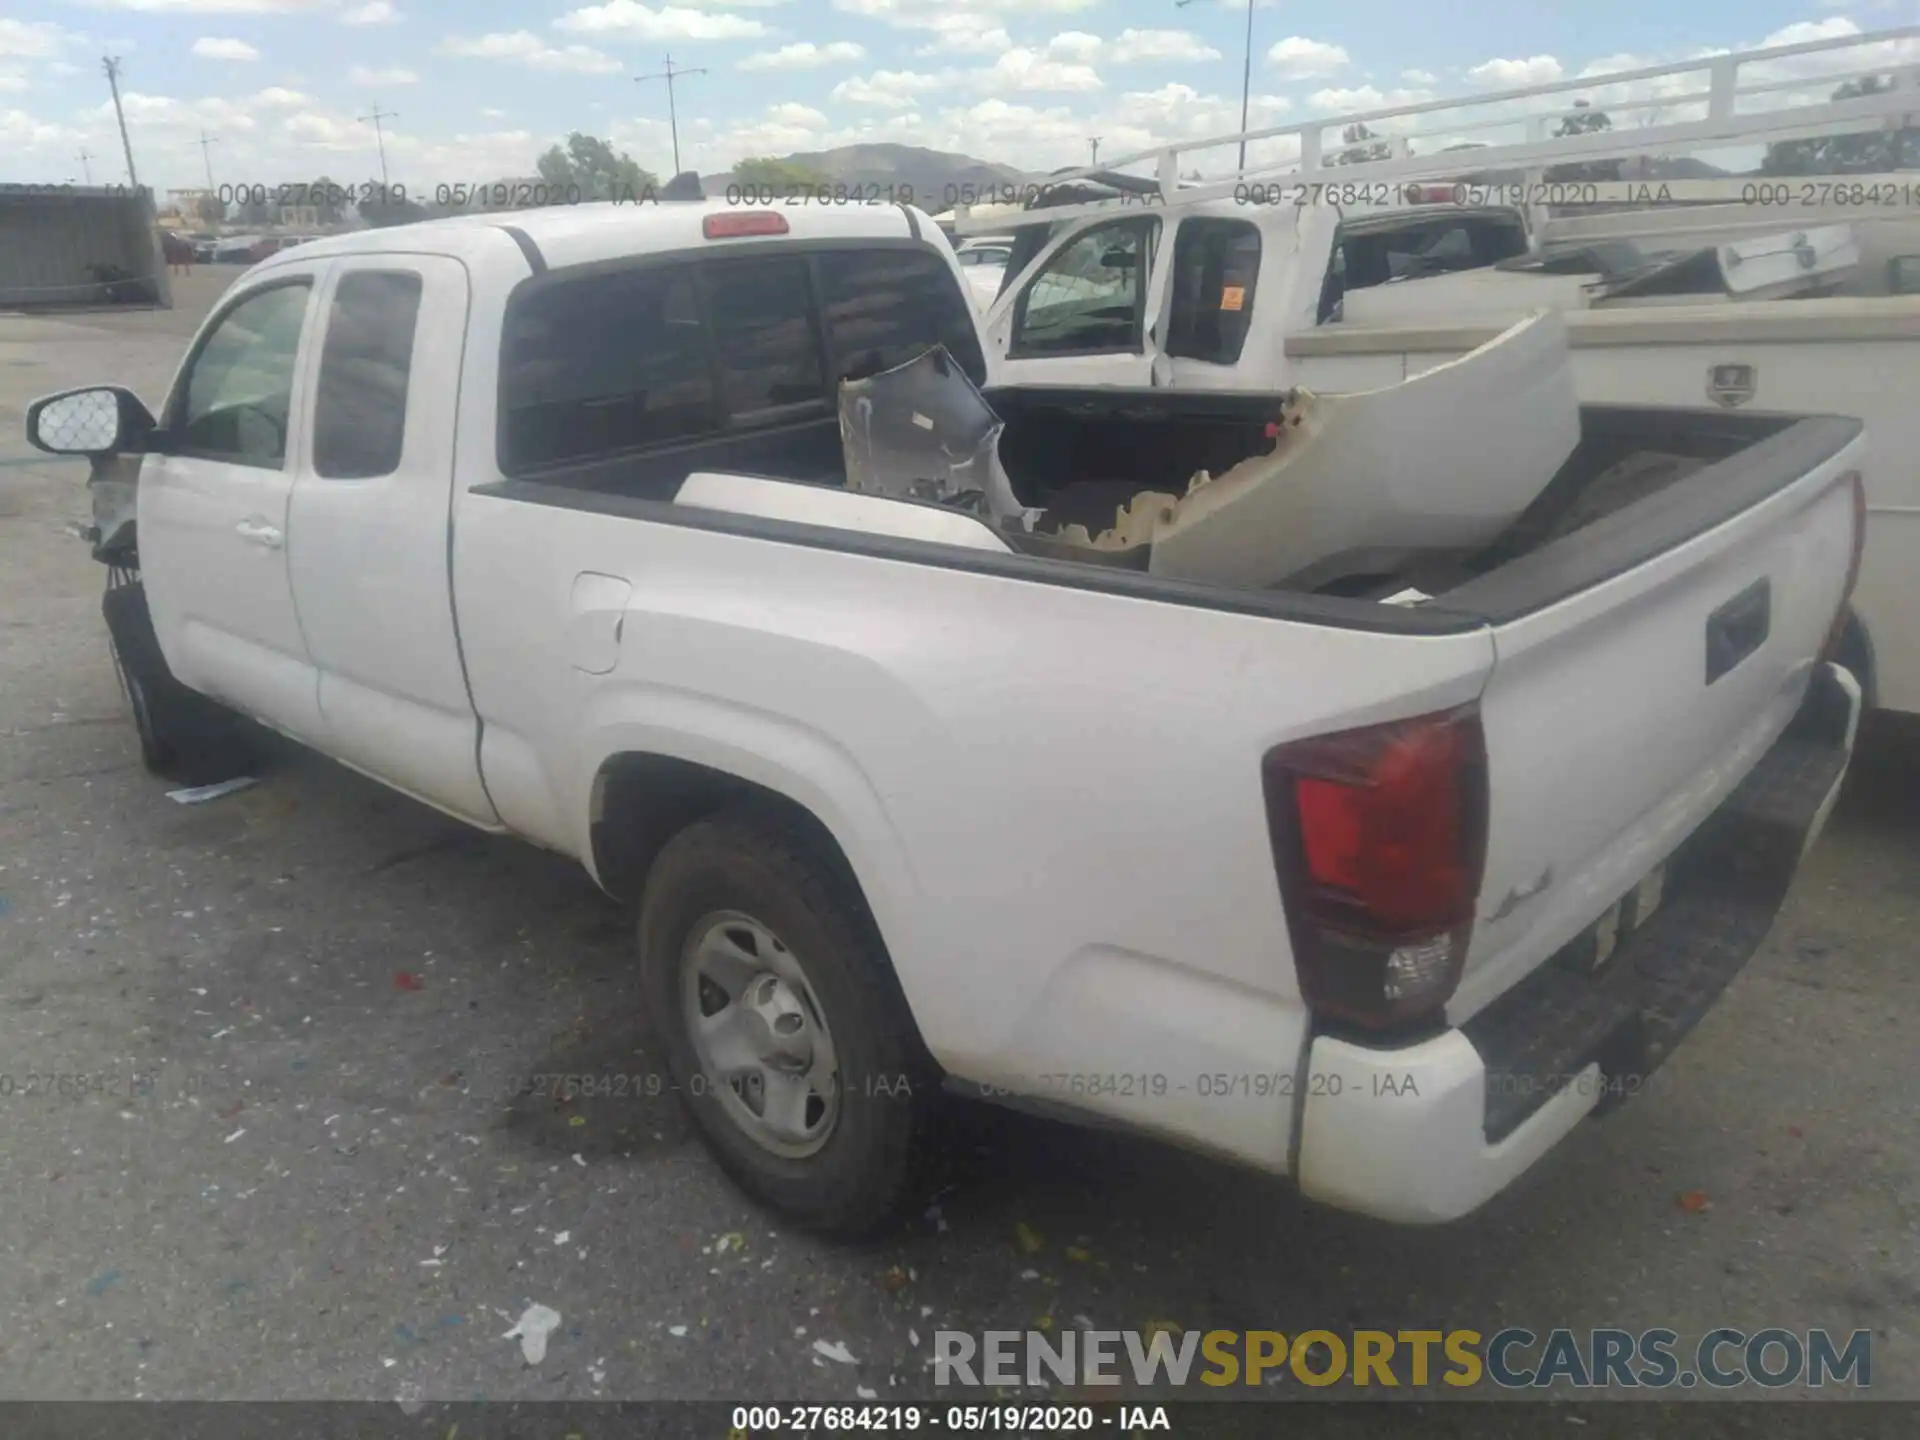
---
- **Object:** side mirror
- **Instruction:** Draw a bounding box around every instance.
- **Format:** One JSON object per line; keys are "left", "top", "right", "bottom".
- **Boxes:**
{"left": 1889, "top": 256, "right": 1920, "bottom": 295}
{"left": 25, "top": 386, "right": 157, "bottom": 457}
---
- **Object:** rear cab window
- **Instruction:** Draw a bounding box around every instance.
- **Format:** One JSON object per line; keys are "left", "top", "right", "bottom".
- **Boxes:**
{"left": 498, "top": 243, "right": 983, "bottom": 476}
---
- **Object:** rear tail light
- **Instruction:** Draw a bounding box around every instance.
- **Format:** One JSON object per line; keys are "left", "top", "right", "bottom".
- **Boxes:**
{"left": 1819, "top": 470, "right": 1866, "bottom": 663}
{"left": 1261, "top": 706, "right": 1489, "bottom": 1030}
{"left": 1403, "top": 183, "right": 1463, "bottom": 206}
{"left": 703, "top": 211, "right": 790, "bottom": 240}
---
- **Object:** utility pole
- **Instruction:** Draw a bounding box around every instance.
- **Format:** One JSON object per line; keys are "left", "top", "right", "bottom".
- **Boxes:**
{"left": 195, "top": 130, "right": 219, "bottom": 194}
{"left": 359, "top": 101, "right": 397, "bottom": 187}
{"left": 1088, "top": 136, "right": 1101, "bottom": 167}
{"left": 77, "top": 147, "right": 94, "bottom": 185}
{"left": 102, "top": 56, "right": 139, "bottom": 189}
{"left": 635, "top": 54, "right": 707, "bottom": 176}
{"left": 1176, "top": 0, "right": 1255, "bottom": 173}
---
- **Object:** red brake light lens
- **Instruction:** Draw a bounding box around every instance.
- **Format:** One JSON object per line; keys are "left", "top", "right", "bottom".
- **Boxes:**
{"left": 1263, "top": 707, "right": 1488, "bottom": 1030}
{"left": 703, "top": 211, "right": 790, "bottom": 240}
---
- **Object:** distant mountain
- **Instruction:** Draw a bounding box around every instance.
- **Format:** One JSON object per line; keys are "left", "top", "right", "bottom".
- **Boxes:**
{"left": 702, "top": 144, "right": 1030, "bottom": 212}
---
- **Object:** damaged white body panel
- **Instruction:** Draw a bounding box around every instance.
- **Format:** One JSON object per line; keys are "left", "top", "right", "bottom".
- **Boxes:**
{"left": 1143, "top": 311, "right": 1578, "bottom": 590}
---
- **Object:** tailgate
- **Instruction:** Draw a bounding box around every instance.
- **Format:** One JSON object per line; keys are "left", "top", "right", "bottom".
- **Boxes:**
{"left": 1442, "top": 416, "right": 1863, "bottom": 1020}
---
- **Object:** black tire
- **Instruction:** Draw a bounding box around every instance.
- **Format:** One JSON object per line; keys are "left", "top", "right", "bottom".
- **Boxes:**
{"left": 102, "top": 581, "right": 254, "bottom": 786}
{"left": 639, "top": 807, "right": 932, "bottom": 1238}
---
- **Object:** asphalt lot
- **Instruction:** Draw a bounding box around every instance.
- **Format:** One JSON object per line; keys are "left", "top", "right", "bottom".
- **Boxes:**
{"left": 1, "top": 274, "right": 1917, "bottom": 1416}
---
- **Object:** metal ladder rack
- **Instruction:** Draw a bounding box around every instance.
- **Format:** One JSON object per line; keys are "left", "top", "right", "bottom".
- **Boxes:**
{"left": 951, "top": 24, "right": 1920, "bottom": 236}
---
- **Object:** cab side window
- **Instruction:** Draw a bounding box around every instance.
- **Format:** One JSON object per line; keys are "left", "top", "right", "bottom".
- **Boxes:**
{"left": 172, "top": 281, "right": 312, "bottom": 467}
{"left": 1010, "top": 218, "right": 1159, "bottom": 357}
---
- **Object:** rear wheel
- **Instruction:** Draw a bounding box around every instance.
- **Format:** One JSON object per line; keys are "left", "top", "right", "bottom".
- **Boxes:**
{"left": 639, "top": 808, "right": 931, "bottom": 1237}
{"left": 102, "top": 580, "right": 254, "bottom": 786}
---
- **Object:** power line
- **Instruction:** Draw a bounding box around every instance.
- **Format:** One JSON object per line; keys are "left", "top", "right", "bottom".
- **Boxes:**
{"left": 635, "top": 54, "right": 707, "bottom": 177}
{"left": 195, "top": 129, "right": 219, "bottom": 194}
{"left": 359, "top": 102, "right": 398, "bottom": 188}
{"left": 102, "top": 56, "right": 139, "bottom": 189}
{"left": 1176, "top": 0, "right": 1255, "bottom": 174}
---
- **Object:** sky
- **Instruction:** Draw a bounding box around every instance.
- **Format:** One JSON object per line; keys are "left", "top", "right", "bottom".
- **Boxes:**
{"left": 1, "top": 0, "right": 1916, "bottom": 196}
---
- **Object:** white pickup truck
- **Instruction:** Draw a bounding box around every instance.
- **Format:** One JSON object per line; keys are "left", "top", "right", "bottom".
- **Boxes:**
{"left": 28, "top": 199, "right": 1865, "bottom": 1236}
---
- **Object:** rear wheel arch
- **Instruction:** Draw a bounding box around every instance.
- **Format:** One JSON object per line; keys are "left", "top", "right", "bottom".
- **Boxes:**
{"left": 587, "top": 753, "right": 915, "bottom": 1003}
{"left": 587, "top": 756, "right": 940, "bottom": 1075}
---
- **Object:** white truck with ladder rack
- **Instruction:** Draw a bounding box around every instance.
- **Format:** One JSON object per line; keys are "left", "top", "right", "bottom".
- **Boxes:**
{"left": 958, "top": 23, "right": 1920, "bottom": 714}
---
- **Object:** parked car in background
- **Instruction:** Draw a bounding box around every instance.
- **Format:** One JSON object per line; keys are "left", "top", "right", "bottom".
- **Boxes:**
{"left": 956, "top": 235, "right": 1013, "bottom": 309}
{"left": 212, "top": 235, "right": 262, "bottom": 264}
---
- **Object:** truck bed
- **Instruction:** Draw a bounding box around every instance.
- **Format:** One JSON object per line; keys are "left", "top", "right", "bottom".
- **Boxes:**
{"left": 509, "top": 388, "right": 1809, "bottom": 608}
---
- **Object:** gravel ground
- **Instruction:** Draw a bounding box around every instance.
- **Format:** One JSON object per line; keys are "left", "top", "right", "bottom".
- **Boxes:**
{"left": 1, "top": 279, "right": 1916, "bottom": 1416}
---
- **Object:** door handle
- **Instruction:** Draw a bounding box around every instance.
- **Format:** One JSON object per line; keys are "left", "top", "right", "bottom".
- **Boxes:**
{"left": 235, "top": 518, "right": 284, "bottom": 549}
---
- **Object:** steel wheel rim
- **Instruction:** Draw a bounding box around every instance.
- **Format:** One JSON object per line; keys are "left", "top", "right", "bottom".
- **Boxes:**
{"left": 680, "top": 910, "right": 841, "bottom": 1159}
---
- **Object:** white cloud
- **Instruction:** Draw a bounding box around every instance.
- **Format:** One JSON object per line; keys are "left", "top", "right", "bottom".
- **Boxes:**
{"left": 348, "top": 64, "right": 417, "bottom": 85}
{"left": 1467, "top": 54, "right": 1563, "bottom": 87}
{"left": 981, "top": 47, "right": 1101, "bottom": 94}
{"left": 553, "top": 1, "right": 775, "bottom": 40}
{"left": 0, "top": 73, "right": 28, "bottom": 93}
{"left": 914, "top": 15, "right": 1012, "bottom": 56}
{"left": 1306, "top": 84, "right": 1432, "bottom": 112}
{"left": 192, "top": 37, "right": 261, "bottom": 61}
{"left": 480, "top": 106, "right": 507, "bottom": 118}
{"left": 1046, "top": 31, "right": 1102, "bottom": 61}
{"left": 830, "top": 67, "right": 945, "bottom": 108}
{"left": 436, "top": 31, "right": 622, "bottom": 74}
{"left": 738, "top": 40, "right": 865, "bottom": 70}
{"left": 1266, "top": 36, "right": 1348, "bottom": 79}
{"left": 252, "top": 85, "right": 311, "bottom": 105}
{"left": 1401, "top": 68, "right": 1436, "bottom": 85}
{"left": 1109, "top": 29, "right": 1220, "bottom": 64}
{"left": 342, "top": 1, "right": 400, "bottom": 22}
{"left": 71, "top": 0, "right": 330, "bottom": 12}
{"left": 284, "top": 111, "right": 359, "bottom": 147}
{"left": 0, "top": 19, "right": 78, "bottom": 58}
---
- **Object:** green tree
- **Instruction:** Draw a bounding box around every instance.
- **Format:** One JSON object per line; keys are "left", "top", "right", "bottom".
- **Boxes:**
{"left": 1762, "top": 75, "right": 1920, "bottom": 175}
{"left": 1329, "top": 122, "right": 1391, "bottom": 166}
{"left": 194, "top": 192, "right": 226, "bottom": 227}
{"left": 359, "top": 180, "right": 430, "bottom": 229}
{"left": 536, "top": 132, "right": 659, "bottom": 202}
{"left": 308, "top": 175, "right": 346, "bottom": 226}
{"left": 1545, "top": 101, "right": 1621, "bottom": 184}
{"left": 731, "top": 155, "right": 831, "bottom": 190}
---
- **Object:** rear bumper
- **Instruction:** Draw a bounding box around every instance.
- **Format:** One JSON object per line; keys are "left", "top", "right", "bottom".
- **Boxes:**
{"left": 1294, "top": 662, "right": 1860, "bottom": 1225}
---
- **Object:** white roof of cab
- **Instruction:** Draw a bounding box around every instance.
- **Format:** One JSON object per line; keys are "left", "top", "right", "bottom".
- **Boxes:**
{"left": 254, "top": 198, "right": 928, "bottom": 276}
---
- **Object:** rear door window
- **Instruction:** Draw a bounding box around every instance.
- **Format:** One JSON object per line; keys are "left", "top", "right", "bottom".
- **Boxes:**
{"left": 313, "top": 270, "right": 423, "bottom": 479}
{"left": 1164, "top": 218, "right": 1261, "bottom": 366}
